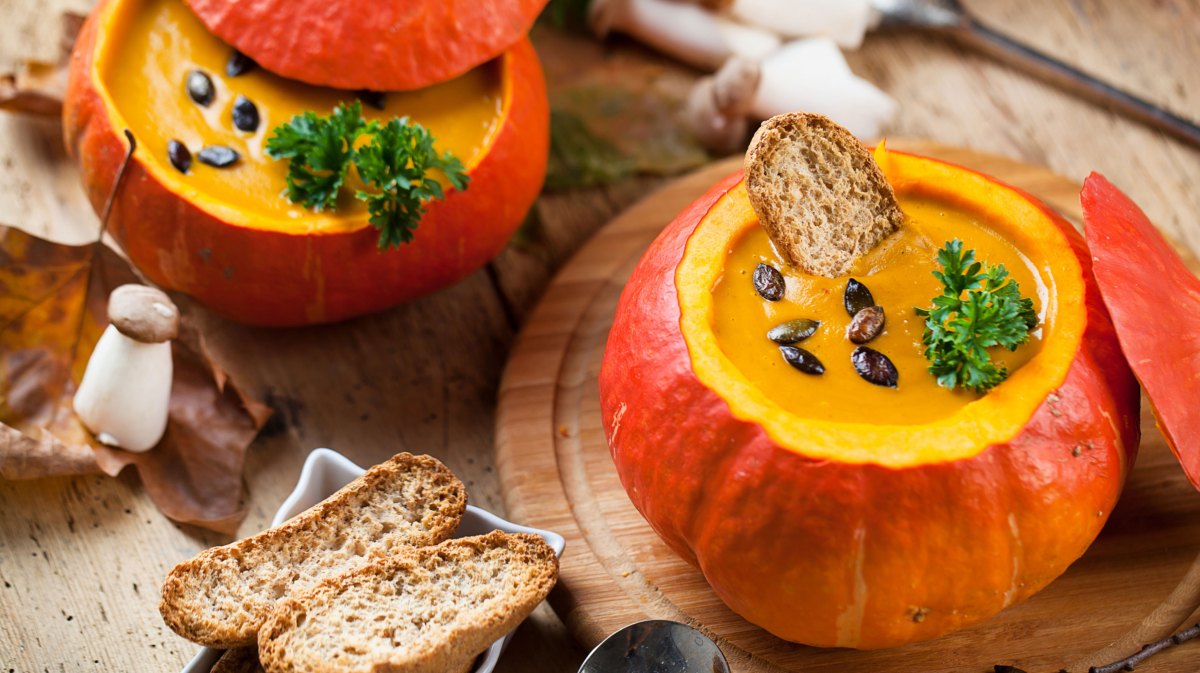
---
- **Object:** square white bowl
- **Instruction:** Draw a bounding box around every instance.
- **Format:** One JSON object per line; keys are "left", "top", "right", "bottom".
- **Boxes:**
{"left": 180, "top": 448, "right": 565, "bottom": 673}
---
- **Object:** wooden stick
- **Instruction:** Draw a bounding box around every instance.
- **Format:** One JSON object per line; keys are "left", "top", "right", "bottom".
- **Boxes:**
{"left": 1068, "top": 548, "right": 1200, "bottom": 672}
{"left": 1089, "top": 622, "right": 1200, "bottom": 673}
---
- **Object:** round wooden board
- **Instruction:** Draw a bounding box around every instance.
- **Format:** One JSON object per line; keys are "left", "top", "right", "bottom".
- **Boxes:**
{"left": 495, "top": 142, "right": 1200, "bottom": 672}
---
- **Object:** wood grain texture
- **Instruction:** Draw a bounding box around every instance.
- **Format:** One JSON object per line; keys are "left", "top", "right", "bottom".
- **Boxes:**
{"left": 496, "top": 146, "right": 1200, "bottom": 673}
{"left": 0, "top": 0, "right": 1197, "bottom": 671}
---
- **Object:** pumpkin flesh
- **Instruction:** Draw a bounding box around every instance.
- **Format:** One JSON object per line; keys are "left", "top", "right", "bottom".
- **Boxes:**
{"left": 64, "top": 0, "right": 548, "bottom": 326}
{"left": 599, "top": 153, "right": 1139, "bottom": 648}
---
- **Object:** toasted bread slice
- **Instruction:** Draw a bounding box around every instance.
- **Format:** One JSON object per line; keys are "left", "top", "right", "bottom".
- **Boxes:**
{"left": 744, "top": 112, "right": 903, "bottom": 277}
{"left": 212, "top": 647, "right": 264, "bottom": 673}
{"left": 160, "top": 453, "right": 467, "bottom": 648}
{"left": 258, "top": 531, "right": 559, "bottom": 673}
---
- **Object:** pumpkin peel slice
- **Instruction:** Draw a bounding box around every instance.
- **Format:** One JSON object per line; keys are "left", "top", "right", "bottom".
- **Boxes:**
{"left": 1083, "top": 172, "right": 1200, "bottom": 490}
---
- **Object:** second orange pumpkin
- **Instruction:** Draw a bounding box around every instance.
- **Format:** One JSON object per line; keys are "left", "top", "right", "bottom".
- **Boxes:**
{"left": 65, "top": 0, "right": 548, "bottom": 325}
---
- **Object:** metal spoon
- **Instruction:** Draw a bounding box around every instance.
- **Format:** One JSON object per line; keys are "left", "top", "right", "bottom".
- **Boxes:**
{"left": 578, "top": 620, "right": 731, "bottom": 673}
{"left": 870, "top": 0, "right": 1200, "bottom": 149}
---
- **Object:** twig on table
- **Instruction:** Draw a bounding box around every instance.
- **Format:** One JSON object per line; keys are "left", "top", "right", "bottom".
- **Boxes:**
{"left": 1089, "top": 622, "right": 1200, "bottom": 673}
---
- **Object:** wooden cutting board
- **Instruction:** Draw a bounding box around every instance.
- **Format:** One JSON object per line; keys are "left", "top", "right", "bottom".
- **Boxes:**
{"left": 494, "top": 141, "right": 1200, "bottom": 673}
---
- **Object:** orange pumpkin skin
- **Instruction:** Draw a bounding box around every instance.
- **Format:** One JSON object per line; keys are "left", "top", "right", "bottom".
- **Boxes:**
{"left": 185, "top": 0, "right": 548, "bottom": 91}
{"left": 1083, "top": 173, "right": 1200, "bottom": 490}
{"left": 598, "top": 158, "right": 1139, "bottom": 649}
{"left": 64, "top": 11, "right": 547, "bottom": 326}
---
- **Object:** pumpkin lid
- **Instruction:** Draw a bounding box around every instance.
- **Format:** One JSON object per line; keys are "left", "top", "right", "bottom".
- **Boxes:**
{"left": 183, "top": 0, "right": 548, "bottom": 91}
{"left": 1083, "top": 173, "right": 1200, "bottom": 489}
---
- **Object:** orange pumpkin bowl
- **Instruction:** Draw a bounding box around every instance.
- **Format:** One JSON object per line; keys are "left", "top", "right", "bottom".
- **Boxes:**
{"left": 64, "top": 0, "right": 548, "bottom": 326}
{"left": 598, "top": 151, "right": 1140, "bottom": 649}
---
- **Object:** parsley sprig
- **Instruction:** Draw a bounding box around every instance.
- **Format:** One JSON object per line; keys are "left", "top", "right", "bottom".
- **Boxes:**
{"left": 914, "top": 240, "right": 1038, "bottom": 393}
{"left": 265, "top": 102, "right": 469, "bottom": 249}
{"left": 264, "top": 102, "right": 371, "bottom": 211}
{"left": 354, "top": 118, "right": 469, "bottom": 248}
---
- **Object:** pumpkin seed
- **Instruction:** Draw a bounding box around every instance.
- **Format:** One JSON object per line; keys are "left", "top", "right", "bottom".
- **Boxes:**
{"left": 780, "top": 346, "right": 825, "bottom": 375}
{"left": 844, "top": 278, "right": 875, "bottom": 316}
{"left": 357, "top": 89, "right": 387, "bottom": 110}
{"left": 186, "top": 70, "right": 214, "bottom": 106}
{"left": 196, "top": 145, "right": 240, "bottom": 168}
{"left": 847, "top": 306, "right": 885, "bottom": 344}
{"left": 226, "top": 49, "right": 257, "bottom": 77}
{"left": 851, "top": 346, "right": 898, "bottom": 388}
{"left": 767, "top": 318, "right": 819, "bottom": 344}
{"left": 231, "top": 95, "right": 260, "bottom": 132}
{"left": 753, "top": 263, "right": 786, "bottom": 301}
{"left": 167, "top": 139, "right": 192, "bottom": 174}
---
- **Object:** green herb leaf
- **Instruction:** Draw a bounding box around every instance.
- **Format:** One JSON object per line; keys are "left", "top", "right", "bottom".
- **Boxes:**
{"left": 266, "top": 106, "right": 469, "bottom": 250}
{"left": 914, "top": 239, "right": 1038, "bottom": 393}
{"left": 265, "top": 101, "right": 374, "bottom": 211}
{"left": 353, "top": 117, "right": 469, "bottom": 249}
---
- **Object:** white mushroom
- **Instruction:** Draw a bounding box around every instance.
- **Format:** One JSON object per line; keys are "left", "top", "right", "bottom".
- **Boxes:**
{"left": 752, "top": 38, "right": 897, "bottom": 139}
{"left": 724, "top": 0, "right": 875, "bottom": 48}
{"left": 589, "top": 0, "right": 780, "bottom": 70}
{"left": 73, "top": 284, "right": 178, "bottom": 453}
{"left": 685, "top": 38, "right": 898, "bottom": 151}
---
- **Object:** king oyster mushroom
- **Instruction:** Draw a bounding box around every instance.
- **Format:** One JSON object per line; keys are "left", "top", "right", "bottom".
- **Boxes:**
{"left": 73, "top": 284, "right": 179, "bottom": 452}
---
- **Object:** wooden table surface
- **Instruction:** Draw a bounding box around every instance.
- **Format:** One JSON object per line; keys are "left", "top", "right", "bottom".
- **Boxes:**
{"left": 1, "top": 2, "right": 1198, "bottom": 671}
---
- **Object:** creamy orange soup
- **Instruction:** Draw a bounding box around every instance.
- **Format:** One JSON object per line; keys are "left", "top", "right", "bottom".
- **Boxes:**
{"left": 711, "top": 196, "right": 1047, "bottom": 425}
{"left": 99, "top": 0, "right": 503, "bottom": 232}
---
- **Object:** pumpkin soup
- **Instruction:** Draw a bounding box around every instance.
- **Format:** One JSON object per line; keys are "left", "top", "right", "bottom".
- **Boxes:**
{"left": 711, "top": 194, "right": 1047, "bottom": 425}
{"left": 99, "top": 0, "right": 503, "bottom": 233}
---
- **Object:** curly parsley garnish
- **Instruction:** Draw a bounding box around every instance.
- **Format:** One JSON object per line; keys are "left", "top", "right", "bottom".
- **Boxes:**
{"left": 354, "top": 118, "right": 469, "bottom": 249}
{"left": 264, "top": 101, "right": 371, "bottom": 212}
{"left": 914, "top": 240, "right": 1038, "bottom": 393}
{"left": 265, "top": 102, "right": 469, "bottom": 250}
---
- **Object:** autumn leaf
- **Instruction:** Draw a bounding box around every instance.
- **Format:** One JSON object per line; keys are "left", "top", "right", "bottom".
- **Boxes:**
{"left": 0, "top": 12, "right": 83, "bottom": 117}
{"left": 543, "top": 53, "right": 711, "bottom": 191}
{"left": 0, "top": 225, "right": 271, "bottom": 534}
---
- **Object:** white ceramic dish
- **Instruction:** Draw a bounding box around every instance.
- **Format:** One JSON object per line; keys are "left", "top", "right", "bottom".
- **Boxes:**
{"left": 180, "top": 448, "right": 565, "bottom": 673}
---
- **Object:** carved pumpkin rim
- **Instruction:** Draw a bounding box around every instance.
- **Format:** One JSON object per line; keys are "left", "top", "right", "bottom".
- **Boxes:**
{"left": 675, "top": 150, "right": 1088, "bottom": 467}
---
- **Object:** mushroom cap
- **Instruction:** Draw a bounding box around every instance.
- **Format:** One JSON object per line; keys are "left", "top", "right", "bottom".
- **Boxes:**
{"left": 107, "top": 284, "right": 179, "bottom": 343}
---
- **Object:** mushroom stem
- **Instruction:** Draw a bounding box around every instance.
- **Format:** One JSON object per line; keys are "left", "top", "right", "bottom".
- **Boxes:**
{"left": 727, "top": 0, "right": 874, "bottom": 48}
{"left": 672, "top": 0, "right": 875, "bottom": 47}
{"left": 685, "top": 38, "right": 897, "bottom": 151}
{"left": 72, "top": 285, "right": 179, "bottom": 453}
{"left": 589, "top": 0, "right": 780, "bottom": 70}
{"left": 751, "top": 38, "right": 897, "bottom": 139}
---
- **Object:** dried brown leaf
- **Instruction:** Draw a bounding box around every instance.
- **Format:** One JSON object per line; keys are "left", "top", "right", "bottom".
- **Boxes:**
{"left": 0, "top": 12, "right": 83, "bottom": 117}
{"left": 0, "top": 62, "right": 68, "bottom": 117}
{"left": 0, "top": 225, "right": 270, "bottom": 534}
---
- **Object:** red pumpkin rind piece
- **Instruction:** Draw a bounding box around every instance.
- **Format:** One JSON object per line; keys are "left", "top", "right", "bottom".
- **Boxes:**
{"left": 184, "top": 0, "right": 549, "bottom": 91}
{"left": 1083, "top": 172, "right": 1200, "bottom": 489}
{"left": 599, "top": 157, "right": 1139, "bottom": 648}
{"left": 64, "top": 7, "right": 548, "bottom": 326}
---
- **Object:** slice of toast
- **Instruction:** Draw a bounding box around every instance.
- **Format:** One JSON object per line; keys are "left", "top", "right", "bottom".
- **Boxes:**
{"left": 744, "top": 112, "right": 903, "bottom": 277}
{"left": 160, "top": 453, "right": 467, "bottom": 648}
{"left": 258, "top": 531, "right": 559, "bottom": 673}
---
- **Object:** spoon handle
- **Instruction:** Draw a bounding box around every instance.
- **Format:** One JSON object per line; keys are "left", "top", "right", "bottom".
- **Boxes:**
{"left": 951, "top": 18, "right": 1200, "bottom": 149}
